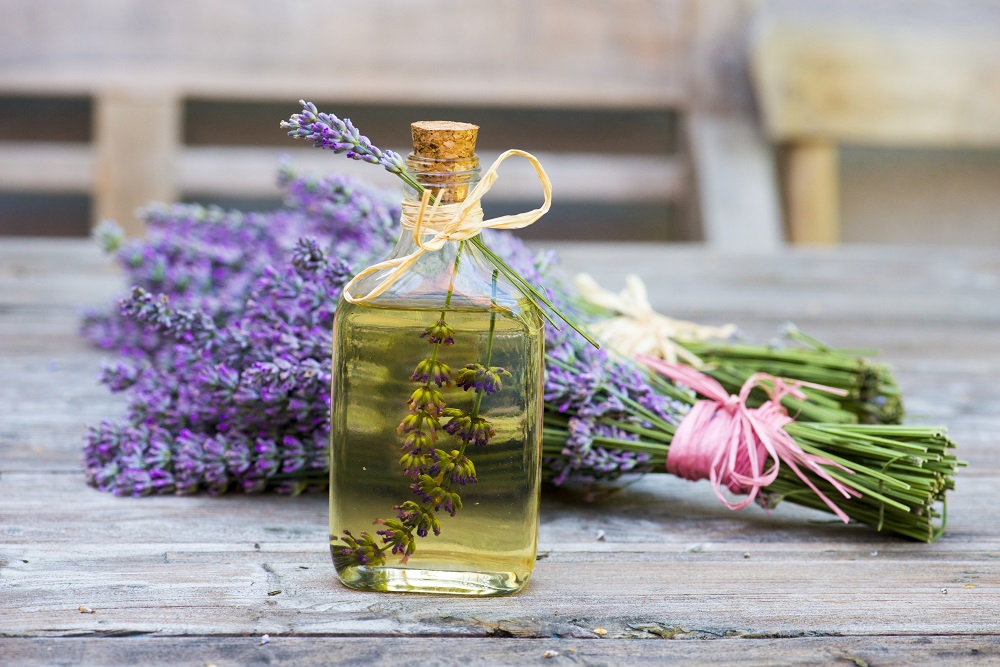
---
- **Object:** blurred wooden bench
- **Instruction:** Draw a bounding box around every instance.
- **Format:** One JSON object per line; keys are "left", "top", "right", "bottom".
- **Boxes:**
{"left": 0, "top": 0, "right": 783, "bottom": 249}
{"left": 750, "top": 0, "right": 1000, "bottom": 244}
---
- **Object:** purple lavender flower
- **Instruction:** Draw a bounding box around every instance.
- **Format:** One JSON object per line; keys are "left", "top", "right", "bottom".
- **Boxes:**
{"left": 281, "top": 101, "right": 408, "bottom": 177}
{"left": 82, "top": 167, "right": 396, "bottom": 357}
{"left": 99, "top": 360, "right": 144, "bottom": 393}
{"left": 410, "top": 475, "right": 463, "bottom": 517}
{"left": 430, "top": 450, "right": 477, "bottom": 485}
{"left": 400, "top": 430, "right": 436, "bottom": 455}
{"left": 399, "top": 450, "right": 435, "bottom": 478}
{"left": 409, "top": 358, "right": 452, "bottom": 387}
{"left": 397, "top": 412, "right": 440, "bottom": 437}
{"left": 333, "top": 530, "right": 384, "bottom": 567}
{"left": 174, "top": 428, "right": 206, "bottom": 495}
{"left": 540, "top": 321, "right": 683, "bottom": 485}
{"left": 393, "top": 501, "right": 442, "bottom": 539}
{"left": 421, "top": 319, "right": 455, "bottom": 346}
{"left": 454, "top": 364, "right": 511, "bottom": 394}
{"left": 407, "top": 386, "right": 446, "bottom": 416}
{"left": 442, "top": 411, "right": 495, "bottom": 447}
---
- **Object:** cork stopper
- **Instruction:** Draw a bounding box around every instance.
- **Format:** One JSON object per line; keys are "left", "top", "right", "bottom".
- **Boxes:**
{"left": 407, "top": 121, "right": 480, "bottom": 203}
{"left": 411, "top": 121, "right": 479, "bottom": 159}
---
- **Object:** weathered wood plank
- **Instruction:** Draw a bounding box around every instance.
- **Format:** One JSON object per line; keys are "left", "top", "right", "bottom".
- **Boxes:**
{"left": 0, "top": 1, "right": 692, "bottom": 109}
{"left": 179, "top": 148, "right": 686, "bottom": 203}
{"left": 93, "top": 91, "right": 182, "bottom": 236}
{"left": 750, "top": 0, "right": 1000, "bottom": 145}
{"left": 2, "top": 636, "right": 999, "bottom": 667}
{"left": 783, "top": 140, "right": 839, "bottom": 244}
{"left": 2, "top": 471, "right": 997, "bottom": 547}
{"left": 0, "top": 2, "right": 694, "bottom": 235}
{"left": 0, "top": 145, "right": 685, "bottom": 207}
{"left": 689, "top": 114, "right": 784, "bottom": 251}
{"left": 3, "top": 242, "right": 999, "bottom": 326}
{"left": 0, "top": 142, "right": 94, "bottom": 193}
{"left": 2, "top": 538, "right": 997, "bottom": 638}
{"left": 688, "top": 0, "right": 786, "bottom": 250}
{"left": 547, "top": 242, "right": 1000, "bottom": 325}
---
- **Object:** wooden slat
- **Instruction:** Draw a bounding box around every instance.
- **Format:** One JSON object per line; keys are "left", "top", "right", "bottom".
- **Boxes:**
{"left": 0, "top": 468, "right": 994, "bottom": 545}
{"left": 1, "top": 1, "right": 697, "bottom": 238}
{"left": 688, "top": 0, "right": 786, "bottom": 250}
{"left": 1, "top": 514, "right": 997, "bottom": 638}
{"left": 0, "top": 144, "right": 684, "bottom": 205}
{"left": 178, "top": 148, "right": 686, "bottom": 203}
{"left": 0, "top": 469, "right": 998, "bottom": 638}
{"left": 689, "top": 114, "right": 784, "bottom": 251}
{"left": 783, "top": 139, "right": 839, "bottom": 244}
{"left": 93, "top": 91, "right": 181, "bottom": 236}
{"left": 0, "top": 142, "right": 94, "bottom": 193}
{"left": 0, "top": 0, "right": 692, "bottom": 109}
{"left": 750, "top": 0, "right": 1000, "bottom": 145}
{"left": 3, "top": 636, "right": 998, "bottom": 667}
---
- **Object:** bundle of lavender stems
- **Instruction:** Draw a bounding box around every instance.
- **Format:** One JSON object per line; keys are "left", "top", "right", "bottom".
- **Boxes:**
{"left": 80, "top": 104, "right": 961, "bottom": 542}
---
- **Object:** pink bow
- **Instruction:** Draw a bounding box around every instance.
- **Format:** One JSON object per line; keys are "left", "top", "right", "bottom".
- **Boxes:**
{"left": 638, "top": 356, "right": 860, "bottom": 523}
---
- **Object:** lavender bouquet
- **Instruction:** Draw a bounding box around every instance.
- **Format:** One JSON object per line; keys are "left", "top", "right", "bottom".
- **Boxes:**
{"left": 79, "top": 104, "right": 960, "bottom": 543}
{"left": 82, "top": 166, "right": 398, "bottom": 495}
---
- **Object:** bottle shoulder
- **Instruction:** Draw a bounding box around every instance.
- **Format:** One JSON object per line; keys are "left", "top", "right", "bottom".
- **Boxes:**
{"left": 343, "top": 237, "right": 542, "bottom": 329}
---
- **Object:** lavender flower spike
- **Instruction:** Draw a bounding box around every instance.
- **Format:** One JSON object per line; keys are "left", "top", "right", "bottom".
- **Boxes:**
{"left": 281, "top": 101, "right": 408, "bottom": 177}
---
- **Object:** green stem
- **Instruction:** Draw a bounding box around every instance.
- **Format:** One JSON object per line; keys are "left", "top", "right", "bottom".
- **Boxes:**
{"left": 427, "top": 241, "right": 465, "bottom": 366}
{"left": 442, "top": 241, "right": 465, "bottom": 312}
{"left": 461, "top": 270, "right": 500, "bottom": 458}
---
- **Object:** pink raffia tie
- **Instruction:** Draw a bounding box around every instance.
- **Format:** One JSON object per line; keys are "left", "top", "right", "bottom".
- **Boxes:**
{"left": 638, "top": 356, "right": 861, "bottom": 523}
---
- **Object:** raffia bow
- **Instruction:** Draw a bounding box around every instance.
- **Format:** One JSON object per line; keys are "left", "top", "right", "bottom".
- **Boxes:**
{"left": 639, "top": 357, "right": 859, "bottom": 522}
{"left": 342, "top": 149, "right": 552, "bottom": 304}
{"left": 575, "top": 273, "right": 737, "bottom": 366}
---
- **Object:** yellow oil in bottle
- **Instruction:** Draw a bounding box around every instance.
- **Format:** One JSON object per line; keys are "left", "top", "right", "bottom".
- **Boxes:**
{"left": 329, "top": 300, "right": 543, "bottom": 595}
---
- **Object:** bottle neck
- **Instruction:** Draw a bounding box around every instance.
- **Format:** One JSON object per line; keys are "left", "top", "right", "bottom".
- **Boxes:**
{"left": 403, "top": 153, "right": 481, "bottom": 205}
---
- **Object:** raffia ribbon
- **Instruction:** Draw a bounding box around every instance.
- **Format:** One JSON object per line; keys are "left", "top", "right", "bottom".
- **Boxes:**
{"left": 342, "top": 149, "right": 552, "bottom": 304}
{"left": 575, "top": 274, "right": 737, "bottom": 366}
{"left": 639, "top": 357, "right": 859, "bottom": 522}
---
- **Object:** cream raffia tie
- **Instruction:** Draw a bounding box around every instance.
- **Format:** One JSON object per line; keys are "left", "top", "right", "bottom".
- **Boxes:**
{"left": 575, "top": 273, "right": 737, "bottom": 366}
{"left": 342, "top": 149, "right": 552, "bottom": 304}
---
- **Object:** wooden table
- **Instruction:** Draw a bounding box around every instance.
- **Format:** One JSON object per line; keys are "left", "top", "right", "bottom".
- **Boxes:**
{"left": 2, "top": 239, "right": 998, "bottom": 665}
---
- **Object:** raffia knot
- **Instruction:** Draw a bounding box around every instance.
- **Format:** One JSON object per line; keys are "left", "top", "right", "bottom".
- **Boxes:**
{"left": 638, "top": 357, "right": 860, "bottom": 522}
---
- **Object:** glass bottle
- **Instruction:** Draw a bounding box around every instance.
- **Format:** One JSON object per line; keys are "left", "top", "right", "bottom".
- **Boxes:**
{"left": 329, "top": 121, "right": 544, "bottom": 595}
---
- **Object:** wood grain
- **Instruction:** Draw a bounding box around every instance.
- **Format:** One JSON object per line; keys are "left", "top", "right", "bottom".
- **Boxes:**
{"left": 1, "top": 240, "right": 998, "bottom": 662}
{"left": 688, "top": 0, "right": 786, "bottom": 251}
{"left": 750, "top": 0, "right": 1000, "bottom": 145}
{"left": 0, "top": 142, "right": 94, "bottom": 193}
{"left": 0, "top": 0, "right": 691, "bottom": 108}
{"left": 178, "top": 148, "right": 686, "bottom": 204}
{"left": 2, "top": 636, "right": 998, "bottom": 667}
{"left": 93, "top": 92, "right": 182, "bottom": 236}
{"left": 783, "top": 140, "right": 839, "bottom": 244}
